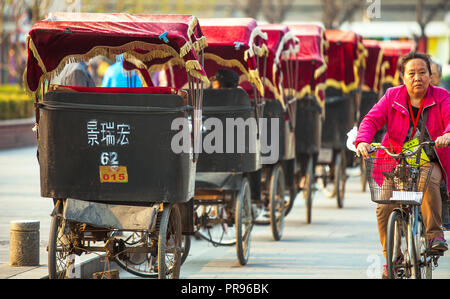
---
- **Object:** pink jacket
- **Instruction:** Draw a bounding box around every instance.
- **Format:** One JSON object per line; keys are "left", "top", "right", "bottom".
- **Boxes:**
{"left": 356, "top": 84, "right": 450, "bottom": 193}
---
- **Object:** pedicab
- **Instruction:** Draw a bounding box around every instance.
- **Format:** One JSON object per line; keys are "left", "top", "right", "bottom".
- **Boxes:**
{"left": 245, "top": 24, "right": 299, "bottom": 240}
{"left": 358, "top": 39, "right": 384, "bottom": 192}
{"left": 187, "top": 18, "right": 268, "bottom": 265}
{"left": 379, "top": 40, "right": 415, "bottom": 94}
{"left": 24, "top": 12, "right": 209, "bottom": 279}
{"left": 318, "top": 29, "right": 367, "bottom": 208}
{"left": 286, "top": 24, "right": 328, "bottom": 223}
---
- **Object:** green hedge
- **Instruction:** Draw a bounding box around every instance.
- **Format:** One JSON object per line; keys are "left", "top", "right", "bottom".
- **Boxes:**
{"left": 0, "top": 85, "right": 34, "bottom": 120}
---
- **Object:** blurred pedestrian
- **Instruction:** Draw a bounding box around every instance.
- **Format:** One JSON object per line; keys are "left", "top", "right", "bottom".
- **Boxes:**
{"left": 51, "top": 61, "right": 96, "bottom": 87}
{"left": 101, "top": 54, "right": 142, "bottom": 87}
{"left": 431, "top": 59, "right": 442, "bottom": 86}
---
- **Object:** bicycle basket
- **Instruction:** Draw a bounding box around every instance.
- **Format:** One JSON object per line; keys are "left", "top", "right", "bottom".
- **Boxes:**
{"left": 364, "top": 156, "right": 434, "bottom": 205}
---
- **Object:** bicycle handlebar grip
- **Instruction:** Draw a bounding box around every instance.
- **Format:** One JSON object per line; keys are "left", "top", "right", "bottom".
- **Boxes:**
{"left": 431, "top": 141, "right": 450, "bottom": 147}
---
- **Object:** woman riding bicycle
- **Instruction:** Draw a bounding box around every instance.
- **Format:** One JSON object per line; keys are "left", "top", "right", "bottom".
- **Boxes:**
{"left": 355, "top": 52, "right": 450, "bottom": 277}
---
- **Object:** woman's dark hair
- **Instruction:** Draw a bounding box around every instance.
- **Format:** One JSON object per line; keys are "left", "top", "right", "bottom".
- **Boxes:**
{"left": 400, "top": 52, "right": 432, "bottom": 76}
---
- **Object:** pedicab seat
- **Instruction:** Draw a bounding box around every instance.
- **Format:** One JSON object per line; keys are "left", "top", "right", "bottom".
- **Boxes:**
{"left": 263, "top": 99, "right": 295, "bottom": 161}
{"left": 296, "top": 95, "right": 322, "bottom": 154}
{"left": 37, "top": 88, "right": 195, "bottom": 205}
{"left": 321, "top": 87, "right": 354, "bottom": 149}
{"left": 196, "top": 88, "right": 261, "bottom": 173}
{"left": 195, "top": 173, "right": 244, "bottom": 191}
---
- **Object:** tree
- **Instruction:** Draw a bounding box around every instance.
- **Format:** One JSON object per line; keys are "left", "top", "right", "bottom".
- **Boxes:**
{"left": 231, "top": 0, "right": 261, "bottom": 19}
{"left": 261, "top": 0, "right": 293, "bottom": 24}
{"left": 415, "top": 0, "right": 448, "bottom": 52}
{"left": 321, "top": 0, "right": 364, "bottom": 29}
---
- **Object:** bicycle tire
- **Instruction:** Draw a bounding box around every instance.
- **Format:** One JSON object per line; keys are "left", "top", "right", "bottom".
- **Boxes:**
{"left": 386, "top": 210, "right": 404, "bottom": 279}
{"left": 408, "top": 217, "right": 420, "bottom": 278}
{"left": 415, "top": 215, "right": 432, "bottom": 279}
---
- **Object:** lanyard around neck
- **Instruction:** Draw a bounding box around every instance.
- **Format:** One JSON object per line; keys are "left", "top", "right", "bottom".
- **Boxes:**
{"left": 407, "top": 95, "right": 425, "bottom": 140}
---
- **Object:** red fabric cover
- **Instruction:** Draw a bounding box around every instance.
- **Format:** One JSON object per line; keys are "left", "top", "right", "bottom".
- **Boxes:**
{"left": 169, "top": 18, "right": 267, "bottom": 92}
{"left": 26, "top": 12, "right": 206, "bottom": 93}
{"left": 288, "top": 25, "right": 325, "bottom": 63}
{"left": 324, "top": 29, "right": 361, "bottom": 87}
{"left": 379, "top": 40, "right": 416, "bottom": 85}
{"left": 56, "top": 85, "right": 178, "bottom": 94}
{"left": 246, "top": 25, "right": 289, "bottom": 100}
{"left": 362, "top": 40, "right": 382, "bottom": 92}
{"left": 284, "top": 25, "right": 327, "bottom": 102}
{"left": 199, "top": 18, "right": 260, "bottom": 78}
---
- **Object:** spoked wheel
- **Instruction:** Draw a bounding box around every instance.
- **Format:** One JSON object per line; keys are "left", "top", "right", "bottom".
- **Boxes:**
{"left": 335, "top": 150, "right": 346, "bottom": 209}
{"left": 113, "top": 229, "right": 158, "bottom": 278}
{"left": 414, "top": 215, "right": 432, "bottom": 279}
{"left": 236, "top": 177, "right": 253, "bottom": 265}
{"left": 284, "top": 186, "right": 296, "bottom": 216}
{"left": 302, "top": 156, "right": 315, "bottom": 224}
{"left": 386, "top": 210, "right": 413, "bottom": 279}
{"left": 194, "top": 204, "right": 237, "bottom": 246}
{"left": 157, "top": 203, "right": 182, "bottom": 279}
{"left": 180, "top": 235, "right": 191, "bottom": 265}
{"left": 114, "top": 204, "right": 182, "bottom": 279}
{"left": 48, "top": 199, "right": 73, "bottom": 279}
{"left": 269, "top": 164, "right": 286, "bottom": 241}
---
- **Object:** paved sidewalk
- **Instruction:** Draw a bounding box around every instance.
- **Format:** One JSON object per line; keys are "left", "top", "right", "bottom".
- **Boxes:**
{"left": 1, "top": 146, "right": 449, "bottom": 279}
{"left": 0, "top": 146, "right": 109, "bottom": 278}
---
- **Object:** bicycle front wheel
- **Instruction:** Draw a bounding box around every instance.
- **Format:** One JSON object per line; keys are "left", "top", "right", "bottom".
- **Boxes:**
{"left": 386, "top": 210, "right": 411, "bottom": 279}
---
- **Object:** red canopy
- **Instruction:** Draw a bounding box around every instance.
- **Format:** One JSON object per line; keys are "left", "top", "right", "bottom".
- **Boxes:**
{"left": 198, "top": 18, "right": 268, "bottom": 96}
{"left": 379, "top": 40, "right": 416, "bottom": 87}
{"left": 287, "top": 25, "right": 328, "bottom": 106}
{"left": 362, "top": 40, "right": 383, "bottom": 93}
{"left": 246, "top": 24, "right": 299, "bottom": 105}
{"left": 324, "top": 29, "right": 367, "bottom": 94}
{"left": 24, "top": 12, "right": 209, "bottom": 95}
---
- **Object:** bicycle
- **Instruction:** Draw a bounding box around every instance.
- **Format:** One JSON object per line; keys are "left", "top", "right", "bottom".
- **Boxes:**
{"left": 364, "top": 140, "right": 448, "bottom": 279}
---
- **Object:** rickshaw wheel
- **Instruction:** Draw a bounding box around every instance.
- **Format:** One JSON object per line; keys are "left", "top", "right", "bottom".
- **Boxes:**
{"left": 194, "top": 204, "right": 237, "bottom": 246}
{"left": 180, "top": 235, "right": 191, "bottom": 265}
{"left": 284, "top": 187, "right": 296, "bottom": 216}
{"left": 302, "top": 157, "right": 314, "bottom": 224}
{"left": 360, "top": 157, "right": 367, "bottom": 192}
{"left": 269, "top": 164, "right": 286, "bottom": 241}
{"left": 48, "top": 199, "right": 72, "bottom": 279}
{"left": 158, "top": 203, "right": 182, "bottom": 279}
{"left": 236, "top": 177, "right": 253, "bottom": 265}
{"left": 335, "top": 150, "right": 346, "bottom": 209}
